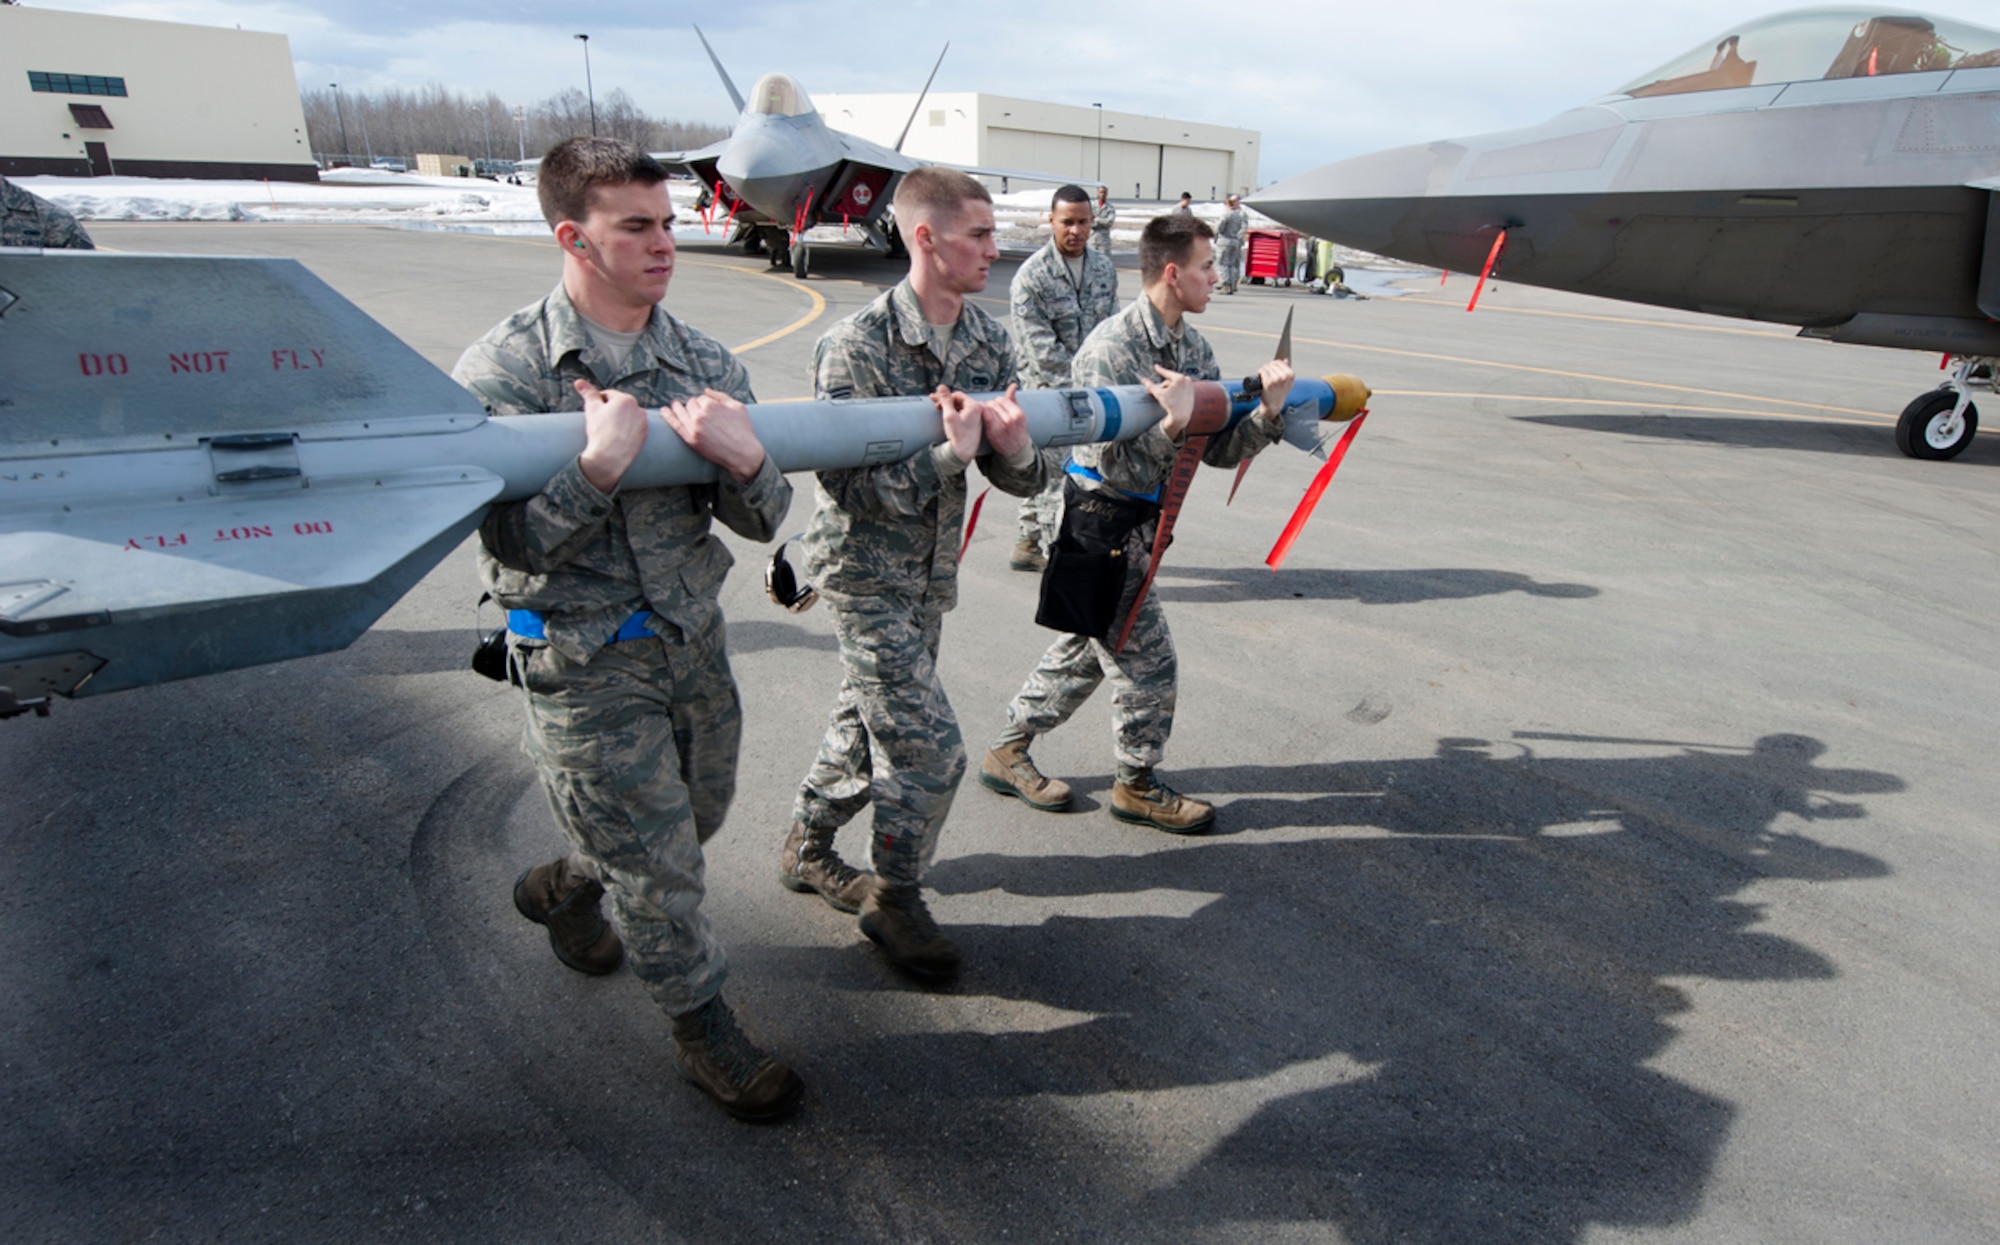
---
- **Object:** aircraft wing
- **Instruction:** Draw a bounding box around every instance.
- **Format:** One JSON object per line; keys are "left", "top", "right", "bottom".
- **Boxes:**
{"left": 652, "top": 138, "right": 731, "bottom": 179}
{"left": 1969, "top": 175, "right": 2000, "bottom": 191}
{"left": 940, "top": 162, "right": 1103, "bottom": 190}
{"left": 833, "top": 129, "right": 1097, "bottom": 189}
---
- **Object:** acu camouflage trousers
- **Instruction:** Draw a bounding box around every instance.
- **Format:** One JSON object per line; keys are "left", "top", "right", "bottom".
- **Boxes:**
{"left": 998, "top": 586, "right": 1176, "bottom": 770}
{"left": 515, "top": 628, "right": 740, "bottom": 1017}
{"left": 1013, "top": 448, "right": 1068, "bottom": 552}
{"left": 1216, "top": 237, "right": 1245, "bottom": 292}
{"left": 793, "top": 600, "right": 966, "bottom": 888}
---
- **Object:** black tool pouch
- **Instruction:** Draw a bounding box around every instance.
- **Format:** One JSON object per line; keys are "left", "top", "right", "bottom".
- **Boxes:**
{"left": 471, "top": 593, "right": 521, "bottom": 686}
{"left": 1036, "top": 478, "right": 1155, "bottom": 641}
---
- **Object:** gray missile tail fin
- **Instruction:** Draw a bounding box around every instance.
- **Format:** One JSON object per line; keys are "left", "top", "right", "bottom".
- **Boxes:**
{"left": 0, "top": 467, "right": 503, "bottom": 699}
{"left": 0, "top": 251, "right": 482, "bottom": 456}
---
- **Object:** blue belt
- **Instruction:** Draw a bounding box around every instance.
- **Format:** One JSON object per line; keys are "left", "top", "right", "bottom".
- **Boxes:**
{"left": 507, "top": 608, "right": 655, "bottom": 644}
{"left": 1066, "top": 461, "right": 1161, "bottom": 504}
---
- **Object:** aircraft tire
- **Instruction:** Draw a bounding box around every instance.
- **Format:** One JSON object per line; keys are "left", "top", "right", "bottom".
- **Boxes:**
{"left": 793, "top": 242, "right": 810, "bottom": 279}
{"left": 1895, "top": 388, "right": 1978, "bottom": 460}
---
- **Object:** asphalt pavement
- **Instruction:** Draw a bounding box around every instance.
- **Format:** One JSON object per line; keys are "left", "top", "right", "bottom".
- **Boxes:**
{"left": 5, "top": 220, "right": 1997, "bottom": 1243}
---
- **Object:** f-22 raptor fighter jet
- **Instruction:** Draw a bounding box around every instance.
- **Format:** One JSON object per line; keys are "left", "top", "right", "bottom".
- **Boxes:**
{"left": 657, "top": 29, "right": 1093, "bottom": 279}
{"left": 1254, "top": 7, "right": 2000, "bottom": 460}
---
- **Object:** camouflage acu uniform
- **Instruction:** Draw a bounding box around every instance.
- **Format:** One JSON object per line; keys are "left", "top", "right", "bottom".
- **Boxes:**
{"left": 1215, "top": 206, "right": 1248, "bottom": 294}
{"left": 995, "top": 294, "right": 1283, "bottom": 772}
{"left": 0, "top": 177, "right": 94, "bottom": 250}
{"left": 454, "top": 283, "right": 791, "bottom": 1018}
{"left": 794, "top": 279, "right": 1046, "bottom": 886}
{"left": 1090, "top": 199, "right": 1116, "bottom": 255}
{"left": 1010, "top": 238, "right": 1120, "bottom": 550}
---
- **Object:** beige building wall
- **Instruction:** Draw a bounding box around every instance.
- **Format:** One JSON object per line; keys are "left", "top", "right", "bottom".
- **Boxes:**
{"left": 813, "top": 91, "right": 1259, "bottom": 200}
{"left": 0, "top": 6, "right": 316, "bottom": 181}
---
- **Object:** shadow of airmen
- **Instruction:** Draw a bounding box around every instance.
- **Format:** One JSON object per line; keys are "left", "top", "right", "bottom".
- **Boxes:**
{"left": 1154, "top": 564, "right": 1600, "bottom": 607}
{"left": 887, "top": 730, "right": 1896, "bottom": 1241}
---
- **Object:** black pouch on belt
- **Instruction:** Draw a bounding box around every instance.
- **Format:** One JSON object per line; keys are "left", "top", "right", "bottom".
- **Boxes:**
{"left": 1036, "top": 477, "right": 1156, "bottom": 640}
{"left": 471, "top": 592, "right": 521, "bottom": 686}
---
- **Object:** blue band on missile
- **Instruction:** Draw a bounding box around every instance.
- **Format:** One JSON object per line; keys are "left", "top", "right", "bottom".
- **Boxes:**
{"left": 508, "top": 609, "right": 654, "bottom": 644}
{"left": 1095, "top": 388, "right": 1122, "bottom": 441}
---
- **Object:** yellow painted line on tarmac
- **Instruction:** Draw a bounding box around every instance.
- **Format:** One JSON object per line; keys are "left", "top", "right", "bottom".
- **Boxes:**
{"left": 727, "top": 270, "right": 825, "bottom": 354}
{"left": 1375, "top": 390, "right": 1896, "bottom": 427}
{"left": 1203, "top": 323, "right": 1890, "bottom": 421}
{"left": 1394, "top": 294, "right": 1797, "bottom": 339}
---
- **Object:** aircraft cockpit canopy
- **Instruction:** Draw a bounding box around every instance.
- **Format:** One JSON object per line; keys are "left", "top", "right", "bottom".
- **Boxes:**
{"left": 747, "top": 72, "right": 814, "bottom": 118}
{"left": 1614, "top": 7, "right": 2000, "bottom": 98}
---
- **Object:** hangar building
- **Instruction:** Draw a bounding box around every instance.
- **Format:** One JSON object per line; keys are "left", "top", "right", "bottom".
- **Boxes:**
{"left": 812, "top": 92, "right": 1259, "bottom": 201}
{"left": 0, "top": 6, "right": 317, "bottom": 182}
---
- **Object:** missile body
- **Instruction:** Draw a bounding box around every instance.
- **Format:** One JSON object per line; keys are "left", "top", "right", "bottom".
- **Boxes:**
{"left": 0, "top": 251, "right": 1340, "bottom": 708}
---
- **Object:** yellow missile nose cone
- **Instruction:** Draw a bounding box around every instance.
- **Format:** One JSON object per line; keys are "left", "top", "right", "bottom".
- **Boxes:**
{"left": 1324, "top": 374, "right": 1372, "bottom": 422}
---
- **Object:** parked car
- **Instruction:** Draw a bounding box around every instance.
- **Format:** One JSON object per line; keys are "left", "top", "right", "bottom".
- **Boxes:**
{"left": 471, "top": 158, "right": 517, "bottom": 181}
{"left": 370, "top": 158, "right": 407, "bottom": 173}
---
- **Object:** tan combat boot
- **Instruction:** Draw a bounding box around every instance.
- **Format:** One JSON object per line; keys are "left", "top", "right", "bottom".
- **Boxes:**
{"left": 978, "top": 740, "right": 1073, "bottom": 811}
{"left": 779, "top": 821, "right": 873, "bottom": 913}
{"left": 1008, "top": 536, "right": 1047, "bottom": 572}
{"left": 858, "top": 881, "right": 962, "bottom": 979}
{"left": 1110, "top": 769, "right": 1216, "bottom": 835}
{"left": 514, "top": 857, "right": 624, "bottom": 975}
{"left": 669, "top": 995, "right": 804, "bottom": 1123}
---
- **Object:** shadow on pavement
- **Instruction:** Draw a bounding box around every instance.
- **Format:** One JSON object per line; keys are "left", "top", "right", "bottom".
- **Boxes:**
{"left": 1156, "top": 565, "right": 1599, "bottom": 606}
{"left": 1518, "top": 411, "right": 2000, "bottom": 465}
{"left": 891, "top": 731, "right": 1898, "bottom": 1241}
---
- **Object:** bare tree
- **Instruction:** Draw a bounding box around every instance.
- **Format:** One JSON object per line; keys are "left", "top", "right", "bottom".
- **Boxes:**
{"left": 301, "top": 83, "right": 727, "bottom": 167}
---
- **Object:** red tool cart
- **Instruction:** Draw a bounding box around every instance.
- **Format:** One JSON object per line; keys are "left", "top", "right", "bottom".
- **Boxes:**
{"left": 1245, "top": 228, "right": 1300, "bottom": 286}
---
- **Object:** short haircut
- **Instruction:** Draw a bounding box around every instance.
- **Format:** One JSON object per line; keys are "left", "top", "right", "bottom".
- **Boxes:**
{"left": 537, "top": 136, "right": 667, "bottom": 228}
{"left": 1178, "top": 191, "right": 1192, "bottom": 201}
{"left": 1140, "top": 214, "right": 1214, "bottom": 282}
{"left": 894, "top": 166, "right": 991, "bottom": 230}
{"left": 1050, "top": 183, "right": 1090, "bottom": 211}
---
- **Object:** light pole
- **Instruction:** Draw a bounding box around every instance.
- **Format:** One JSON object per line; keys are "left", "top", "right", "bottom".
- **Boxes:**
{"left": 330, "top": 83, "right": 351, "bottom": 165}
{"left": 514, "top": 106, "right": 527, "bottom": 162}
{"left": 1093, "top": 102, "right": 1102, "bottom": 183}
{"left": 574, "top": 34, "right": 597, "bottom": 136}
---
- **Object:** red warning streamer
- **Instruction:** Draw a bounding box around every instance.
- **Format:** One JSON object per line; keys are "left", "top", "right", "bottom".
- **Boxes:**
{"left": 959, "top": 487, "right": 991, "bottom": 560}
{"left": 1265, "top": 412, "right": 1369, "bottom": 570}
{"left": 1466, "top": 229, "right": 1508, "bottom": 313}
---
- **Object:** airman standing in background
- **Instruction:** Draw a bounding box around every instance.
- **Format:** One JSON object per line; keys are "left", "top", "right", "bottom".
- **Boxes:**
{"left": 1007, "top": 183, "right": 1121, "bottom": 572}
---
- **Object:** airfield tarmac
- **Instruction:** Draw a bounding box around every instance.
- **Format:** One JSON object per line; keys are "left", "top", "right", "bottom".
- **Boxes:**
{"left": 5, "top": 222, "right": 1998, "bottom": 1243}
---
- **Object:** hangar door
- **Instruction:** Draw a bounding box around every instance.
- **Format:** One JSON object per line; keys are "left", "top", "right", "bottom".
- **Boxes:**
{"left": 1159, "top": 146, "right": 1233, "bottom": 201}
{"left": 985, "top": 127, "right": 1087, "bottom": 183}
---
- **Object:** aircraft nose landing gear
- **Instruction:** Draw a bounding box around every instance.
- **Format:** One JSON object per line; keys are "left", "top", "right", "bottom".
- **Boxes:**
{"left": 1896, "top": 356, "right": 1993, "bottom": 460}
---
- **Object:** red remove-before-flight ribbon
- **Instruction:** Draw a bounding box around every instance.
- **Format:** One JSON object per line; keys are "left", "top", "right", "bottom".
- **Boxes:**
{"left": 959, "top": 486, "right": 991, "bottom": 559}
{"left": 1466, "top": 229, "right": 1508, "bottom": 312}
{"left": 1265, "top": 412, "right": 1369, "bottom": 570}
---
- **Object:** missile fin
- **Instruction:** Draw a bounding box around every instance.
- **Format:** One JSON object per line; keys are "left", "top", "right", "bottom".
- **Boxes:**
{"left": 0, "top": 468, "right": 502, "bottom": 696}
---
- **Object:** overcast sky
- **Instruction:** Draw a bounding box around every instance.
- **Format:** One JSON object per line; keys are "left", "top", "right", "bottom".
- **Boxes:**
{"left": 27, "top": 0, "right": 2000, "bottom": 182}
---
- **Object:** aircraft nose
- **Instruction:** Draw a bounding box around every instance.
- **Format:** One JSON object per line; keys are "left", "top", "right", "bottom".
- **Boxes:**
{"left": 1252, "top": 141, "right": 1467, "bottom": 252}
{"left": 717, "top": 128, "right": 807, "bottom": 216}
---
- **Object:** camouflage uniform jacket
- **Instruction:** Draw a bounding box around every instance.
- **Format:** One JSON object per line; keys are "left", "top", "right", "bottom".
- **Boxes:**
{"left": 1215, "top": 207, "right": 1248, "bottom": 244}
{"left": 453, "top": 283, "right": 791, "bottom": 666}
{"left": 1092, "top": 200, "right": 1116, "bottom": 237}
{"left": 803, "top": 278, "right": 1045, "bottom": 610}
{"left": 1010, "top": 239, "right": 1120, "bottom": 389}
{"left": 1068, "top": 294, "right": 1283, "bottom": 498}
{"left": 0, "top": 178, "right": 94, "bottom": 250}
